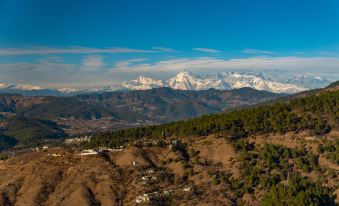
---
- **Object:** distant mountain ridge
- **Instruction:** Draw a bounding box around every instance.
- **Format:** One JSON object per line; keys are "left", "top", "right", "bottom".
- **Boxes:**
{"left": 0, "top": 71, "right": 334, "bottom": 96}
{"left": 285, "top": 74, "right": 331, "bottom": 89}
{"left": 0, "top": 83, "right": 64, "bottom": 96}
{"left": 0, "top": 87, "right": 283, "bottom": 123}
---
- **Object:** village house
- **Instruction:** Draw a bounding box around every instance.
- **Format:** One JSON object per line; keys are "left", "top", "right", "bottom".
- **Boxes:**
{"left": 48, "top": 153, "right": 61, "bottom": 157}
{"left": 79, "top": 149, "right": 99, "bottom": 156}
{"left": 135, "top": 193, "right": 150, "bottom": 203}
{"left": 183, "top": 186, "right": 192, "bottom": 192}
{"left": 64, "top": 136, "right": 91, "bottom": 144}
{"left": 163, "top": 189, "right": 173, "bottom": 196}
{"left": 147, "top": 169, "right": 154, "bottom": 174}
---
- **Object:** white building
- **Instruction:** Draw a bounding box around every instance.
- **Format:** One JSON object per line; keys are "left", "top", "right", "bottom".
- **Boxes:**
{"left": 183, "top": 186, "right": 191, "bottom": 192}
{"left": 135, "top": 194, "right": 150, "bottom": 203}
{"left": 79, "top": 149, "right": 99, "bottom": 156}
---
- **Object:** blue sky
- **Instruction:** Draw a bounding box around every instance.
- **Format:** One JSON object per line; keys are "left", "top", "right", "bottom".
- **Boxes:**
{"left": 0, "top": 0, "right": 338, "bottom": 88}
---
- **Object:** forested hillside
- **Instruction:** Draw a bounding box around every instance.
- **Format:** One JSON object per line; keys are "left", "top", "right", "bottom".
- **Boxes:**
{"left": 88, "top": 89, "right": 338, "bottom": 148}
{"left": 85, "top": 88, "right": 339, "bottom": 205}
{"left": 0, "top": 116, "right": 66, "bottom": 150}
{"left": 5, "top": 117, "right": 66, "bottom": 146}
{"left": 0, "top": 87, "right": 282, "bottom": 122}
{"left": 0, "top": 87, "right": 281, "bottom": 150}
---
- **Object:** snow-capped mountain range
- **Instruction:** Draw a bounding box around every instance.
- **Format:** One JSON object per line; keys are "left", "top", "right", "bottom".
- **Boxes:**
{"left": 121, "top": 76, "right": 166, "bottom": 90}
{"left": 0, "top": 70, "right": 333, "bottom": 96}
{"left": 0, "top": 83, "right": 64, "bottom": 96}
{"left": 0, "top": 83, "right": 42, "bottom": 91}
{"left": 121, "top": 70, "right": 319, "bottom": 93}
{"left": 0, "top": 83, "right": 117, "bottom": 96}
{"left": 285, "top": 74, "right": 332, "bottom": 89}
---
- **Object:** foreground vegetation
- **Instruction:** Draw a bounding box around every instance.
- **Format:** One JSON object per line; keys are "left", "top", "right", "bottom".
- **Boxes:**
{"left": 318, "top": 139, "right": 339, "bottom": 165}
{"left": 228, "top": 141, "right": 336, "bottom": 205}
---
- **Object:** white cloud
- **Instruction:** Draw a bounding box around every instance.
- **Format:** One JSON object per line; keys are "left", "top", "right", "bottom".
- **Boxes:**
{"left": 0, "top": 46, "right": 156, "bottom": 56}
{"left": 152, "top": 47, "right": 177, "bottom": 52}
{"left": 112, "top": 56, "right": 339, "bottom": 79}
{"left": 1, "top": 56, "right": 338, "bottom": 88}
{"left": 82, "top": 55, "right": 104, "bottom": 68}
{"left": 114, "top": 58, "right": 148, "bottom": 68}
{"left": 241, "top": 48, "right": 276, "bottom": 55}
{"left": 193, "top": 48, "right": 220, "bottom": 53}
{"left": 0, "top": 60, "right": 127, "bottom": 88}
{"left": 0, "top": 61, "right": 77, "bottom": 86}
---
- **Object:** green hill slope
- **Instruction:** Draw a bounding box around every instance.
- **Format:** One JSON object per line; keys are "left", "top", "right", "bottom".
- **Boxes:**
{"left": 4, "top": 117, "right": 65, "bottom": 147}
{"left": 88, "top": 89, "right": 338, "bottom": 148}
{"left": 0, "top": 87, "right": 283, "bottom": 122}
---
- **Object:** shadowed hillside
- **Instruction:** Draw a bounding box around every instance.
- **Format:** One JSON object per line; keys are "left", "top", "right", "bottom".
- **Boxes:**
{"left": 0, "top": 87, "right": 282, "bottom": 122}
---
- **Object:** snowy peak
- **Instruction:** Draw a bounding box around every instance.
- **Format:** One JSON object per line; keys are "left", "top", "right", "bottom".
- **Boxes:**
{"left": 173, "top": 70, "right": 199, "bottom": 79}
{"left": 218, "top": 72, "right": 306, "bottom": 93}
{"left": 136, "top": 76, "right": 165, "bottom": 85}
{"left": 167, "top": 70, "right": 306, "bottom": 93}
{"left": 122, "top": 76, "right": 167, "bottom": 90}
{"left": 57, "top": 88, "right": 82, "bottom": 93}
{"left": 166, "top": 70, "right": 231, "bottom": 90}
{"left": 286, "top": 74, "right": 331, "bottom": 89}
{"left": 12, "top": 84, "right": 42, "bottom": 90}
{"left": 166, "top": 70, "right": 201, "bottom": 90}
{"left": 121, "top": 71, "right": 309, "bottom": 93}
{"left": 0, "top": 83, "right": 43, "bottom": 91}
{"left": 57, "top": 86, "right": 116, "bottom": 94}
{"left": 0, "top": 83, "right": 64, "bottom": 96}
{"left": 0, "top": 83, "right": 10, "bottom": 89}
